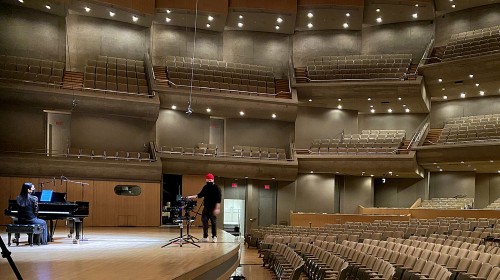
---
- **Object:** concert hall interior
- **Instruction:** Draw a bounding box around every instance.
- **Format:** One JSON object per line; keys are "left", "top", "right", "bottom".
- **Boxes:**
{"left": 1, "top": 0, "right": 500, "bottom": 279}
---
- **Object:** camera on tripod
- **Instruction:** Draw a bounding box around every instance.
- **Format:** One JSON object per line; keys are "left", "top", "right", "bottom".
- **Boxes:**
{"left": 176, "top": 195, "right": 197, "bottom": 210}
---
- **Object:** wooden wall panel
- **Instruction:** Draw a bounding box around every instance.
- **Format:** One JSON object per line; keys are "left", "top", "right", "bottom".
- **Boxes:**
{"left": 182, "top": 175, "right": 206, "bottom": 226}
{"left": 0, "top": 177, "right": 11, "bottom": 225}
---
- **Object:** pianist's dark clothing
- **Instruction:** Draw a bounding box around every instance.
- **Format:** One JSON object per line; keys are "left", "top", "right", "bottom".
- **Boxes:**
{"left": 16, "top": 195, "right": 49, "bottom": 245}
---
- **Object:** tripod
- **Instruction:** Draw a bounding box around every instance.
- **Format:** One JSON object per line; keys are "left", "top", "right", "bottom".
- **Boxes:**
{"left": 0, "top": 236, "right": 23, "bottom": 280}
{"left": 161, "top": 206, "right": 199, "bottom": 248}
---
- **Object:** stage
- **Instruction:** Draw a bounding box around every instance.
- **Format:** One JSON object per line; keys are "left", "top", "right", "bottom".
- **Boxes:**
{"left": 0, "top": 226, "right": 241, "bottom": 280}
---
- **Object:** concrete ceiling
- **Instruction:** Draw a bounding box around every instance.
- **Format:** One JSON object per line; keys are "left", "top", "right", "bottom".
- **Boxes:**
{"left": 363, "top": 0, "right": 434, "bottom": 26}
{"left": 434, "top": 0, "right": 500, "bottom": 14}
{"left": 225, "top": 10, "right": 296, "bottom": 34}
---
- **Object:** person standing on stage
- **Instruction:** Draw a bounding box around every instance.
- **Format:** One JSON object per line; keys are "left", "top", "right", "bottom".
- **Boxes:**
{"left": 16, "top": 182, "right": 49, "bottom": 245}
{"left": 188, "top": 173, "right": 222, "bottom": 243}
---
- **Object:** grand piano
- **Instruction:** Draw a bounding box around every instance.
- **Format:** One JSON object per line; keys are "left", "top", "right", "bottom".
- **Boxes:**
{"left": 4, "top": 191, "right": 89, "bottom": 244}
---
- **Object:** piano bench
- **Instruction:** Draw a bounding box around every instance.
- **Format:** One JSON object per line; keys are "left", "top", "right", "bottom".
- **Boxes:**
{"left": 6, "top": 224, "right": 44, "bottom": 246}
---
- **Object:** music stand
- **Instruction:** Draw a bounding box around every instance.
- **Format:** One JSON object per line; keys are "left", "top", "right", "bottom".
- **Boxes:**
{"left": 161, "top": 203, "right": 199, "bottom": 248}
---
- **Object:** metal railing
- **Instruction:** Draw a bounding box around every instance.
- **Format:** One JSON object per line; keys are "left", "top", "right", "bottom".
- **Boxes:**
{"left": 156, "top": 148, "right": 294, "bottom": 162}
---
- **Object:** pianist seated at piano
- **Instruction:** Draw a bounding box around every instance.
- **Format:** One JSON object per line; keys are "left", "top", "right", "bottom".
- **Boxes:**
{"left": 16, "top": 182, "right": 49, "bottom": 245}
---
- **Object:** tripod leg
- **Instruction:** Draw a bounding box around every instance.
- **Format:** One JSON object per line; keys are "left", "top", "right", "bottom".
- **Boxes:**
{"left": 0, "top": 236, "right": 23, "bottom": 280}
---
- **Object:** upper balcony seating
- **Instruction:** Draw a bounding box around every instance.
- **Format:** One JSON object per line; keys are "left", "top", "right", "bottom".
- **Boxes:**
{"left": 443, "top": 25, "right": 500, "bottom": 61}
{"left": 159, "top": 56, "right": 277, "bottom": 96}
{"left": 83, "top": 55, "right": 149, "bottom": 95}
{"left": 419, "top": 198, "right": 474, "bottom": 210}
{"left": 437, "top": 114, "right": 500, "bottom": 144}
{"left": 309, "top": 130, "right": 406, "bottom": 155}
{"left": 159, "top": 143, "right": 218, "bottom": 156}
{"left": 305, "top": 54, "right": 412, "bottom": 81}
{"left": 0, "top": 55, "right": 64, "bottom": 85}
{"left": 159, "top": 143, "right": 288, "bottom": 160}
{"left": 485, "top": 198, "right": 500, "bottom": 209}
{"left": 66, "top": 147, "right": 152, "bottom": 161}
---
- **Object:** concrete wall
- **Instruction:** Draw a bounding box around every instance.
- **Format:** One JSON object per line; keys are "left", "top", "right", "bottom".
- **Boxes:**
{"left": 277, "top": 180, "right": 295, "bottom": 225}
{"left": 0, "top": 105, "right": 45, "bottom": 151}
{"left": 66, "top": 14, "right": 149, "bottom": 71}
{"left": 71, "top": 113, "right": 154, "bottom": 152}
{"left": 358, "top": 114, "right": 427, "bottom": 136}
{"left": 151, "top": 24, "right": 223, "bottom": 65}
{"left": 429, "top": 172, "right": 476, "bottom": 198}
{"left": 361, "top": 21, "right": 434, "bottom": 61}
{"left": 340, "top": 176, "right": 373, "bottom": 214}
{"left": 225, "top": 118, "right": 293, "bottom": 153}
{"left": 475, "top": 173, "right": 500, "bottom": 208}
{"left": 0, "top": 4, "right": 66, "bottom": 61}
{"left": 156, "top": 110, "right": 210, "bottom": 148}
{"left": 295, "top": 174, "right": 336, "bottom": 213}
{"left": 223, "top": 31, "right": 291, "bottom": 78}
{"left": 292, "top": 30, "right": 362, "bottom": 67}
{"left": 374, "top": 178, "right": 426, "bottom": 208}
{"left": 295, "top": 107, "right": 358, "bottom": 148}
{"left": 430, "top": 97, "right": 500, "bottom": 128}
{"left": 435, "top": 4, "right": 500, "bottom": 46}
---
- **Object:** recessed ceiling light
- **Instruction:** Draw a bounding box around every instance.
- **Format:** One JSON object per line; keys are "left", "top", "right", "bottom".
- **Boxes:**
{"left": 479, "top": 91, "right": 485, "bottom": 96}
{"left": 405, "top": 108, "right": 410, "bottom": 113}
{"left": 439, "top": 169, "right": 443, "bottom": 172}
{"left": 415, "top": 4, "right": 419, "bottom": 7}
{"left": 475, "top": 83, "right": 479, "bottom": 87}
{"left": 272, "top": 177, "right": 275, "bottom": 180}
{"left": 438, "top": 78, "right": 443, "bottom": 82}
{"left": 461, "top": 161, "right": 465, "bottom": 164}
{"left": 367, "top": 97, "right": 371, "bottom": 101}
{"left": 460, "top": 93, "right": 466, "bottom": 98}
{"left": 206, "top": 23, "right": 211, "bottom": 28}
{"left": 45, "top": 4, "right": 51, "bottom": 10}
{"left": 132, "top": 16, "right": 138, "bottom": 22}
{"left": 239, "top": 111, "right": 245, "bottom": 116}
{"left": 490, "top": 160, "right": 494, "bottom": 163}
{"left": 370, "top": 105, "right": 374, "bottom": 108}
{"left": 84, "top": 6, "right": 91, "bottom": 12}
{"left": 442, "top": 87, "right": 445, "bottom": 91}
{"left": 346, "top": 13, "right": 350, "bottom": 17}
{"left": 343, "top": 23, "right": 349, "bottom": 28}
{"left": 277, "top": 17, "right": 283, "bottom": 23}
{"left": 376, "top": 8, "right": 380, "bottom": 12}
{"left": 398, "top": 97, "right": 402, "bottom": 100}
{"left": 370, "top": 174, "right": 374, "bottom": 177}
{"left": 370, "top": 109, "right": 375, "bottom": 113}
{"left": 403, "top": 104, "right": 407, "bottom": 107}
{"left": 166, "top": 9, "right": 171, "bottom": 14}
{"left": 171, "top": 105, "right": 177, "bottom": 110}
{"left": 498, "top": 170, "right": 500, "bottom": 173}
{"left": 308, "top": 99, "right": 312, "bottom": 102}
{"left": 208, "top": 15, "right": 214, "bottom": 21}
{"left": 166, "top": 17, "right": 171, "bottom": 22}
{"left": 18, "top": 0, "right": 23, "bottom": 3}
{"left": 469, "top": 74, "right": 474, "bottom": 78}
{"left": 449, "top": 0, "right": 453, "bottom": 2}
{"left": 307, "top": 23, "right": 313, "bottom": 29}
{"left": 109, "top": 11, "right": 115, "bottom": 17}
{"left": 338, "top": 98, "right": 342, "bottom": 101}
{"left": 206, "top": 108, "right": 211, "bottom": 113}
{"left": 337, "top": 105, "right": 342, "bottom": 109}
{"left": 272, "top": 113, "right": 277, "bottom": 119}
{"left": 238, "top": 22, "right": 243, "bottom": 28}
{"left": 388, "top": 108, "right": 393, "bottom": 113}
{"left": 310, "top": 171, "right": 314, "bottom": 173}
{"left": 239, "top": 15, "right": 243, "bottom": 19}
{"left": 307, "top": 12, "right": 313, "bottom": 18}
{"left": 376, "top": 17, "right": 382, "bottom": 23}
{"left": 412, "top": 13, "right": 418, "bottom": 19}
{"left": 275, "top": 25, "right": 280, "bottom": 30}
{"left": 451, "top": 4, "right": 456, "bottom": 8}
{"left": 443, "top": 95, "right": 448, "bottom": 100}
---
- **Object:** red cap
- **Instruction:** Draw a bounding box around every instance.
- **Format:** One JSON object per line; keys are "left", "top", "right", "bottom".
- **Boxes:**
{"left": 206, "top": 173, "right": 214, "bottom": 180}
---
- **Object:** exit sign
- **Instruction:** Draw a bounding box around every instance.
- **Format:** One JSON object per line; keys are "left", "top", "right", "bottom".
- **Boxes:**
{"left": 264, "top": 185, "right": 270, "bottom": 190}
{"left": 231, "top": 183, "right": 237, "bottom": 188}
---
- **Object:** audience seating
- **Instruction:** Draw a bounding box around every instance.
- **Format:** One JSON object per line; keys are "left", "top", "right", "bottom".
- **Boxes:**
{"left": 485, "top": 198, "right": 500, "bottom": 209}
{"left": 83, "top": 55, "right": 148, "bottom": 95}
{"left": 159, "top": 143, "right": 218, "bottom": 157}
{"left": 159, "top": 56, "right": 277, "bottom": 96}
{"left": 159, "top": 144, "right": 288, "bottom": 160}
{"left": 305, "top": 54, "right": 412, "bottom": 81}
{"left": 437, "top": 114, "right": 500, "bottom": 144}
{"left": 443, "top": 25, "right": 500, "bottom": 61}
{"left": 0, "top": 54, "right": 64, "bottom": 85}
{"left": 419, "top": 198, "right": 474, "bottom": 210}
{"left": 66, "top": 147, "right": 152, "bottom": 161}
{"left": 309, "top": 130, "right": 406, "bottom": 155}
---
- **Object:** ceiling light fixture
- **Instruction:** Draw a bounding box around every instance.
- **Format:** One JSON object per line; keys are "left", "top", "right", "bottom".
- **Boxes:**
{"left": 412, "top": 13, "right": 418, "bottom": 19}
{"left": 475, "top": 83, "right": 479, "bottom": 87}
{"left": 208, "top": 15, "right": 214, "bottom": 21}
{"left": 460, "top": 93, "right": 466, "bottom": 98}
{"left": 370, "top": 109, "right": 375, "bottom": 113}
{"left": 337, "top": 105, "right": 342, "bottom": 109}
{"left": 343, "top": 22, "right": 349, "bottom": 28}
{"left": 206, "top": 108, "right": 211, "bottom": 113}
{"left": 239, "top": 15, "right": 243, "bottom": 19}
{"left": 405, "top": 108, "right": 410, "bottom": 113}
{"left": 479, "top": 91, "right": 485, "bottom": 96}
{"left": 469, "top": 74, "right": 474, "bottom": 78}
{"left": 415, "top": 4, "right": 419, "bottom": 7}
{"left": 307, "top": 12, "right": 313, "bottom": 18}
{"left": 367, "top": 97, "right": 371, "bottom": 101}
{"left": 18, "top": 0, "right": 24, "bottom": 2}
{"left": 376, "top": 8, "right": 380, "bottom": 12}
{"left": 307, "top": 23, "right": 313, "bottom": 29}
{"left": 109, "top": 11, "right": 115, "bottom": 17}
{"left": 451, "top": 4, "right": 456, "bottom": 8}
{"left": 84, "top": 6, "right": 91, "bottom": 12}
{"left": 166, "top": 17, "right": 171, "bottom": 22}
{"left": 238, "top": 22, "right": 243, "bottom": 28}
{"left": 166, "top": 9, "right": 171, "bottom": 14}
{"left": 370, "top": 105, "right": 374, "bottom": 108}
{"left": 272, "top": 113, "right": 277, "bottom": 119}
{"left": 275, "top": 25, "right": 280, "bottom": 30}
{"left": 132, "top": 16, "right": 138, "bottom": 22}
{"left": 443, "top": 95, "right": 448, "bottom": 100}
{"left": 239, "top": 111, "right": 245, "bottom": 116}
{"left": 171, "top": 105, "right": 177, "bottom": 110}
{"left": 398, "top": 97, "right": 402, "bottom": 100}
{"left": 310, "top": 171, "right": 314, "bottom": 173}
{"left": 45, "top": 4, "right": 51, "bottom": 10}
{"left": 388, "top": 108, "right": 393, "bottom": 113}
{"left": 308, "top": 99, "right": 312, "bottom": 102}
{"left": 439, "top": 169, "right": 443, "bottom": 172}
{"left": 376, "top": 17, "right": 382, "bottom": 23}
{"left": 206, "top": 23, "right": 211, "bottom": 28}
{"left": 346, "top": 13, "right": 350, "bottom": 17}
{"left": 277, "top": 17, "right": 283, "bottom": 23}
{"left": 438, "top": 78, "right": 443, "bottom": 82}
{"left": 338, "top": 98, "right": 342, "bottom": 101}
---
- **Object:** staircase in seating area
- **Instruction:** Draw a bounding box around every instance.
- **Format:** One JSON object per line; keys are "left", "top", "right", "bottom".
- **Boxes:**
{"left": 423, "top": 128, "right": 443, "bottom": 146}
{"left": 294, "top": 67, "right": 308, "bottom": 83}
{"left": 153, "top": 66, "right": 169, "bottom": 87}
{"left": 62, "top": 71, "right": 83, "bottom": 90}
{"left": 398, "top": 140, "right": 412, "bottom": 154}
{"left": 275, "top": 79, "right": 291, "bottom": 99}
{"left": 407, "top": 64, "right": 418, "bottom": 80}
{"left": 427, "top": 46, "right": 445, "bottom": 64}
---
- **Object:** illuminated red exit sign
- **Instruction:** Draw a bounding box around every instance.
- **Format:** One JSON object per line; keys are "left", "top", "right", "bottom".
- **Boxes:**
{"left": 264, "top": 185, "right": 270, "bottom": 190}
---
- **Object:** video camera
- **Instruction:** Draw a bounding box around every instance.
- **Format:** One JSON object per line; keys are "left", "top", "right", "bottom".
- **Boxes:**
{"left": 176, "top": 195, "right": 197, "bottom": 210}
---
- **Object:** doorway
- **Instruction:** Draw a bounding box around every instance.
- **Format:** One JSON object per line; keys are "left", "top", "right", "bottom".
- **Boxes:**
{"left": 209, "top": 117, "right": 224, "bottom": 154}
{"left": 45, "top": 110, "right": 71, "bottom": 156}
{"left": 223, "top": 198, "right": 245, "bottom": 236}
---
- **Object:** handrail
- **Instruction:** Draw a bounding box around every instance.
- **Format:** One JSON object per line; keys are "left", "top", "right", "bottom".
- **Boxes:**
{"left": 0, "top": 149, "right": 155, "bottom": 162}
{"left": 417, "top": 38, "right": 434, "bottom": 71}
{"left": 288, "top": 56, "right": 294, "bottom": 93}
{"left": 149, "top": 141, "right": 157, "bottom": 162}
{"left": 156, "top": 149, "right": 295, "bottom": 162}
{"left": 406, "top": 115, "right": 430, "bottom": 150}
{"left": 144, "top": 51, "right": 155, "bottom": 97}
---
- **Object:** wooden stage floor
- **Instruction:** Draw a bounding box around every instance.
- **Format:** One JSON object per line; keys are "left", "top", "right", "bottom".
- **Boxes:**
{"left": 0, "top": 227, "right": 241, "bottom": 280}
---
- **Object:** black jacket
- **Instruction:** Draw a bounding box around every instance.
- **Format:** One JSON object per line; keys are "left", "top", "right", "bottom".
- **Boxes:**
{"left": 197, "top": 182, "right": 221, "bottom": 210}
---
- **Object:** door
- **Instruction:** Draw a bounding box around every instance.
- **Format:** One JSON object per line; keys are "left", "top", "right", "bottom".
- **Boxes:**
{"left": 45, "top": 111, "right": 71, "bottom": 156}
{"left": 258, "top": 183, "right": 276, "bottom": 227}
{"left": 209, "top": 118, "right": 224, "bottom": 154}
{"left": 223, "top": 199, "right": 245, "bottom": 235}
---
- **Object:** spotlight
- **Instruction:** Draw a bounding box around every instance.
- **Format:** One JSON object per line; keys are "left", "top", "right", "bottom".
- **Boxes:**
{"left": 451, "top": 4, "right": 455, "bottom": 8}
{"left": 239, "top": 111, "right": 245, "bottom": 116}
{"left": 206, "top": 23, "right": 211, "bottom": 28}
{"left": 45, "top": 4, "right": 51, "bottom": 10}
{"left": 376, "top": 8, "right": 380, "bottom": 12}
{"left": 475, "top": 83, "right": 479, "bottom": 87}
{"left": 171, "top": 105, "right": 177, "bottom": 110}
{"left": 308, "top": 99, "right": 312, "bottom": 102}
{"left": 206, "top": 108, "right": 211, "bottom": 113}
{"left": 382, "top": 178, "right": 386, "bottom": 183}
{"left": 343, "top": 23, "right": 349, "bottom": 28}
{"left": 438, "top": 78, "right": 442, "bottom": 82}
{"left": 387, "top": 108, "right": 393, "bottom": 113}
{"left": 460, "top": 93, "right": 466, "bottom": 98}
{"left": 479, "top": 91, "right": 485, "bottom": 96}
{"left": 18, "top": 0, "right": 24, "bottom": 2}
{"left": 275, "top": 25, "right": 280, "bottom": 30}
{"left": 208, "top": 15, "right": 214, "bottom": 21}
{"left": 239, "top": 15, "right": 243, "bottom": 19}
{"left": 307, "top": 12, "right": 313, "bottom": 18}
{"left": 443, "top": 95, "right": 448, "bottom": 100}
{"left": 109, "top": 11, "right": 115, "bottom": 17}
{"left": 367, "top": 97, "right": 371, "bottom": 101}
{"left": 132, "top": 16, "right": 138, "bottom": 22}
{"left": 166, "top": 17, "right": 171, "bottom": 22}
{"left": 337, "top": 105, "right": 342, "bottom": 109}
{"left": 398, "top": 97, "right": 402, "bottom": 100}
{"left": 412, "top": 13, "right": 418, "bottom": 19}
{"left": 277, "top": 17, "right": 283, "bottom": 23}
{"left": 84, "top": 6, "right": 91, "bottom": 12}
{"left": 166, "top": 10, "right": 171, "bottom": 14}
{"left": 346, "top": 13, "right": 350, "bottom": 17}
{"left": 405, "top": 108, "right": 410, "bottom": 113}
{"left": 307, "top": 23, "right": 313, "bottom": 29}
{"left": 271, "top": 113, "right": 277, "bottom": 119}
{"left": 376, "top": 17, "right": 382, "bottom": 23}
{"left": 238, "top": 22, "right": 243, "bottom": 28}
{"left": 370, "top": 109, "right": 375, "bottom": 113}
{"left": 469, "top": 74, "right": 474, "bottom": 78}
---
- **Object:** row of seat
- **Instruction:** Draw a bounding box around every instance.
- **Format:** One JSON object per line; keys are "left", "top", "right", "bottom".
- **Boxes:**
{"left": 168, "top": 77, "right": 276, "bottom": 96}
{"left": 0, "top": 70, "right": 63, "bottom": 85}
{"left": 308, "top": 71, "right": 405, "bottom": 81}
{"left": 163, "top": 55, "right": 274, "bottom": 73}
{"left": 443, "top": 25, "right": 500, "bottom": 60}
{"left": 166, "top": 61, "right": 274, "bottom": 78}
{"left": 263, "top": 243, "right": 304, "bottom": 280}
{"left": 0, "top": 55, "right": 64, "bottom": 72}
{"left": 95, "top": 55, "right": 145, "bottom": 68}
{"left": 306, "top": 54, "right": 413, "bottom": 65}
{"left": 159, "top": 143, "right": 218, "bottom": 156}
{"left": 438, "top": 114, "right": 500, "bottom": 144}
{"left": 66, "top": 148, "right": 152, "bottom": 161}
{"left": 233, "top": 146, "right": 287, "bottom": 160}
{"left": 167, "top": 67, "right": 275, "bottom": 84}
{"left": 419, "top": 198, "right": 474, "bottom": 210}
{"left": 449, "top": 26, "right": 500, "bottom": 42}
{"left": 485, "top": 198, "right": 500, "bottom": 209}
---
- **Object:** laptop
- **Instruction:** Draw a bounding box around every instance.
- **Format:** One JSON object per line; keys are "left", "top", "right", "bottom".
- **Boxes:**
{"left": 40, "top": 190, "right": 54, "bottom": 202}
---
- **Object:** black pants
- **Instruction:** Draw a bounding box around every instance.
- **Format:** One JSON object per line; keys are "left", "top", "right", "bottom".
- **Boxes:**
{"left": 201, "top": 207, "right": 217, "bottom": 238}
